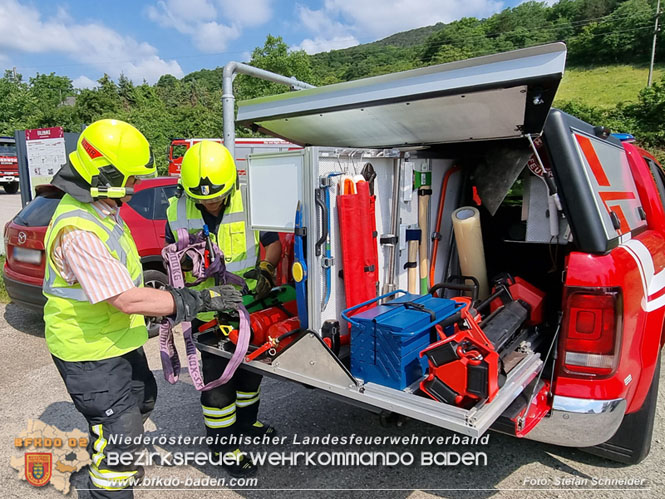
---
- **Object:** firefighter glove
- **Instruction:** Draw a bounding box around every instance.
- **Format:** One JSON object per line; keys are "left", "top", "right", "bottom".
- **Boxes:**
{"left": 169, "top": 285, "right": 243, "bottom": 323}
{"left": 180, "top": 253, "right": 194, "bottom": 272}
{"left": 243, "top": 260, "right": 276, "bottom": 299}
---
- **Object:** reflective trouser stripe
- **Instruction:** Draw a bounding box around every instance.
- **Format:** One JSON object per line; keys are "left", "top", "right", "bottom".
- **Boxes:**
{"left": 236, "top": 389, "right": 259, "bottom": 398}
{"left": 89, "top": 425, "right": 136, "bottom": 490}
{"left": 236, "top": 395, "right": 259, "bottom": 407}
{"left": 91, "top": 424, "right": 107, "bottom": 468}
{"left": 202, "top": 402, "right": 237, "bottom": 428}
{"left": 89, "top": 464, "right": 136, "bottom": 490}
{"left": 236, "top": 389, "right": 260, "bottom": 408}
{"left": 201, "top": 403, "right": 236, "bottom": 417}
{"left": 89, "top": 465, "right": 137, "bottom": 481}
{"left": 203, "top": 413, "right": 237, "bottom": 428}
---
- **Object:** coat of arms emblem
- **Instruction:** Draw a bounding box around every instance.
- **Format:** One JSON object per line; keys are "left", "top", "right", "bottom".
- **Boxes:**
{"left": 25, "top": 453, "right": 52, "bottom": 487}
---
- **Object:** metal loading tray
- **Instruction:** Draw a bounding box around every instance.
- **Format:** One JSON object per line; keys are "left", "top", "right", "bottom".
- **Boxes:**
{"left": 196, "top": 330, "right": 543, "bottom": 438}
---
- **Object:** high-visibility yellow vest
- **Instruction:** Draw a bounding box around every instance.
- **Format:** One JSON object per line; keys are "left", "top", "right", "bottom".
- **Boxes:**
{"left": 165, "top": 187, "right": 260, "bottom": 320}
{"left": 43, "top": 194, "right": 147, "bottom": 361}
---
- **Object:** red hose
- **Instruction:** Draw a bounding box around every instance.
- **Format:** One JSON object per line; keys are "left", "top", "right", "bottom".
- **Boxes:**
{"left": 429, "top": 165, "right": 461, "bottom": 286}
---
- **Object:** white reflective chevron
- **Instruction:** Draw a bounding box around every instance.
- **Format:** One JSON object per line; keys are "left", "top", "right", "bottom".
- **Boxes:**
{"left": 621, "top": 239, "right": 665, "bottom": 311}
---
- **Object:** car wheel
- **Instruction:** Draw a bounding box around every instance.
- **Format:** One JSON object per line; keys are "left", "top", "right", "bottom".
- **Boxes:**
{"left": 143, "top": 269, "right": 169, "bottom": 338}
{"left": 582, "top": 353, "right": 661, "bottom": 464}
{"left": 3, "top": 183, "right": 19, "bottom": 194}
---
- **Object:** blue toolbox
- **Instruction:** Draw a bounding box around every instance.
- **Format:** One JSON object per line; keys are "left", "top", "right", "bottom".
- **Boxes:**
{"left": 342, "top": 290, "right": 461, "bottom": 390}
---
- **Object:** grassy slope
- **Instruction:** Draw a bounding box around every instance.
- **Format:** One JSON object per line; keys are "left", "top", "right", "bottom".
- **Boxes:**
{"left": 555, "top": 64, "right": 665, "bottom": 108}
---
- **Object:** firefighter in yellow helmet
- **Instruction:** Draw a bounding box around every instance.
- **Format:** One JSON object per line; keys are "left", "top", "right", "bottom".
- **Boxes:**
{"left": 165, "top": 140, "right": 281, "bottom": 477}
{"left": 45, "top": 120, "right": 243, "bottom": 498}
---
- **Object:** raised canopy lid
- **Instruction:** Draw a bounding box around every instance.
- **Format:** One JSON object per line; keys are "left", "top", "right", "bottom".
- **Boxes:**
{"left": 237, "top": 43, "right": 567, "bottom": 148}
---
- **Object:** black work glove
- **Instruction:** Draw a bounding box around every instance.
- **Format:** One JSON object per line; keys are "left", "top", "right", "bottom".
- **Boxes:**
{"left": 180, "top": 253, "right": 193, "bottom": 272}
{"left": 168, "top": 285, "right": 243, "bottom": 324}
{"left": 243, "top": 260, "right": 276, "bottom": 300}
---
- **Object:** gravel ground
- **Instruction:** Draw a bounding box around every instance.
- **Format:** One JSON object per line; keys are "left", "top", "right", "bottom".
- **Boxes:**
{"left": 1, "top": 302, "right": 663, "bottom": 499}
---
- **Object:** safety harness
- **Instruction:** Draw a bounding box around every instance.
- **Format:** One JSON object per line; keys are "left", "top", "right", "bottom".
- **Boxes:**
{"left": 159, "top": 227, "right": 251, "bottom": 391}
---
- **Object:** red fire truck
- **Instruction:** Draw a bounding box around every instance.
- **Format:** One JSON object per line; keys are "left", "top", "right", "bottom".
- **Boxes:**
{"left": 167, "top": 137, "right": 300, "bottom": 178}
{"left": 189, "top": 43, "right": 664, "bottom": 465}
{"left": 0, "top": 136, "right": 20, "bottom": 194}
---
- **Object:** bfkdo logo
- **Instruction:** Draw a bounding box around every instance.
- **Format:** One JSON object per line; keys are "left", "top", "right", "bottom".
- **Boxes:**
{"left": 25, "top": 453, "right": 52, "bottom": 487}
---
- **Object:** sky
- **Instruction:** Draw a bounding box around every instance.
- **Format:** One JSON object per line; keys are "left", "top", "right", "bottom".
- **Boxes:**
{"left": 0, "top": 0, "right": 537, "bottom": 89}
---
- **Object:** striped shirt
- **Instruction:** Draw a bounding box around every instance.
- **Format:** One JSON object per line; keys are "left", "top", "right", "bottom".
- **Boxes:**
{"left": 51, "top": 200, "right": 135, "bottom": 304}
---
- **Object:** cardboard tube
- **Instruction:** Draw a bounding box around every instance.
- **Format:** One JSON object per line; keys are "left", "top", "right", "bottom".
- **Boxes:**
{"left": 408, "top": 240, "right": 419, "bottom": 293}
{"left": 451, "top": 207, "right": 489, "bottom": 299}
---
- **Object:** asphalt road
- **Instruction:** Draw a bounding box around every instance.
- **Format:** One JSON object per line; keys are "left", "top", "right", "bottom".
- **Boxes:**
{"left": 1, "top": 303, "right": 663, "bottom": 499}
{"left": 0, "top": 190, "right": 22, "bottom": 255}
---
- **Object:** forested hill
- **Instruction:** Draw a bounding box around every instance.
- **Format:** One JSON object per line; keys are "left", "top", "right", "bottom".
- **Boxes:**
{"left": 3, "top": 0, "right": 665, "bottom": 171}
{"left": 308, "top": 0, "right": 660, "bottom": 82}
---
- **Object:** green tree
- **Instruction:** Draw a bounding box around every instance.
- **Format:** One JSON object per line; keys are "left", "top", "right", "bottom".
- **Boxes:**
{"left": 29, "top": 73, "right": 73, "bottom": 108}
{"left": 430, "top": 45, "right": 473, "bottom": 64}
{"left": 421, "top": 18, "right": 492, "bottom": 63}
{"left": 0, "top": 70, "right": 36, "bottom": 134}
{"left": 234, "top": 35, "right": 318, "bottom": 101}
{"left": 74, "top": 74, "right": 121, "bottom": 124}
{"left": 568, "top": 0, "right": 654, "bottom": 64}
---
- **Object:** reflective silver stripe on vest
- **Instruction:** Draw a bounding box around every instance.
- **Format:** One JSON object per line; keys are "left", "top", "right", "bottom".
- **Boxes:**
{"left": 226, "top": 186, "right": 258, "bottom": 273}
{"left": 170, "top": 196, "right": 204, "bottom": 233}
{"left": 45, "top": 265, "right": 143, "bottom": 302}
{"left": 45, "top": 281, "right": 89, "bottom": 301}
{"left": 222, "top": 211, "right": 245, "bottom": 224}
{"left": 169, "top": 188, "right": 258, "bottom": 272}
{"left": 43, "top": 210, "right": 131, "bottom": 300}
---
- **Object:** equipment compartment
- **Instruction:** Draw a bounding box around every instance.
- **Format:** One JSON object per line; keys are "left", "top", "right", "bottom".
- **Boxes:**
{"left": 196, "top": 43, "right": 574, "bottom": 438}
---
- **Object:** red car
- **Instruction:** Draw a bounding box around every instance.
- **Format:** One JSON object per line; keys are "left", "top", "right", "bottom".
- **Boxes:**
{"left": 3, "top": 177, "right": 179, "bottom": 335}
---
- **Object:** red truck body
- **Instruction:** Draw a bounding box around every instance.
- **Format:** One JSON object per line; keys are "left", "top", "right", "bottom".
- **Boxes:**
{"left": 167, "top": 137, "right": 300, "bottom": 177}
{"left": 517, "top": 114, "right": 665, "bottom": 463}
{"left": 0, "top": 136, "right": 20, "bottom": 194}
{"left": 233, "top": 61, "right": 665, "bottom": 463}
{"left": 555, "top": 142, "right": 665, "bottom": 412}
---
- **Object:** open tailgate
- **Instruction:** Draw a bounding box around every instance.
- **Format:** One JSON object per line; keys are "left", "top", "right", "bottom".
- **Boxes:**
{"left": 237, "top": 43, "right": 566, "bottom": 148}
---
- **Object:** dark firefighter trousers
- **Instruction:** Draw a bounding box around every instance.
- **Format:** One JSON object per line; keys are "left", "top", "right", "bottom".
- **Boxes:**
{"left": 53, "top": 347, "right": 157, "bottom": 499}
{"left": 199, "top": 340, "right": 263, "bottom": 453}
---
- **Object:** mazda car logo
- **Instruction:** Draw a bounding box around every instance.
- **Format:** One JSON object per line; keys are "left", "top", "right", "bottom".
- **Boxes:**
{"left": 17, "top": 232, "right": 27, "bottom": 245}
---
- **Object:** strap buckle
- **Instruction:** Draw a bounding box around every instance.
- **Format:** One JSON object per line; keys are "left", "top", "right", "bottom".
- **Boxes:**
{"left": 218, "top": 324, "right": 234, "bottom": 336}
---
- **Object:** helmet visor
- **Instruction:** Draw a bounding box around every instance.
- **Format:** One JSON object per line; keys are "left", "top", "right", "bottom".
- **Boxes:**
{"left": 103, "top": 149, "right": 156, "bottom": 184}
{"left": 133, "top": 149, "right": 156, "bottom": 179}
{"left": 135, "top": 170, "right": 157, "bottom": 181}
{"left": 193, "top": 188, "right": 233, "bottom": 206}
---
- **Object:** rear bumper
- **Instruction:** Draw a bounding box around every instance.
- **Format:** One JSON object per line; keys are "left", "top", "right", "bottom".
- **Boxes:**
{"left": 2, "top": 273, "right": 45, "bottom": 313}
{"left": 524, "top": 395, "right": 626, "bottom": 447}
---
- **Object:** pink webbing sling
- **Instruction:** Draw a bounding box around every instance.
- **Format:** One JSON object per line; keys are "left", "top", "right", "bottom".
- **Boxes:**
{"left": 159, "top": 227, "right": 251, "bottom": 391}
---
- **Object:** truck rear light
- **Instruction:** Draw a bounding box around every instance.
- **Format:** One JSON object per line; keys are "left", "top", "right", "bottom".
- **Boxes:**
{"left": 559, "top": 287, "right": 622, "bottom": 378}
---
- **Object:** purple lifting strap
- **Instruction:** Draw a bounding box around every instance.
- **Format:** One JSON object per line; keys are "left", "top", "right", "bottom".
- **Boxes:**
{"left": 159, "top": 228, "right": 251, "bottom": 391}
